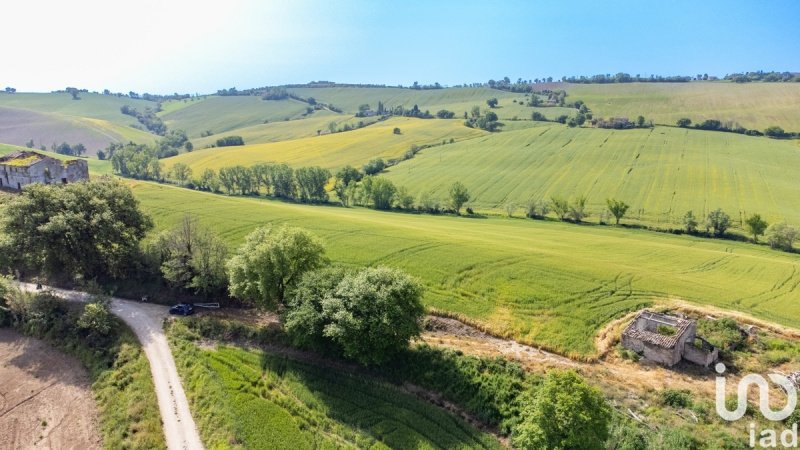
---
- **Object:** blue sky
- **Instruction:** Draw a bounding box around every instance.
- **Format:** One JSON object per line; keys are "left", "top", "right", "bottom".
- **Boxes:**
{"left": 4, "top": 0, "right": 799, "bottom": 93}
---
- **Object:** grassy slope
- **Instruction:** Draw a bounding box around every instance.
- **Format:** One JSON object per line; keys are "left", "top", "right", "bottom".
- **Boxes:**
{"left": 383, "top": 123, "right": 800, "bottom": 225}
{"left": 133, "top": 181, "right": 800, "bottom": 357}
{"left": 565, "top": 82, "right": 800, "bottom": 131}
{"left": 0, "top": 144, "right": 113, "bottom": 175}
{"left": 161, "top": 96, "right": 313, "bottom": 138}
{"left": 163, "top": 117, "right": 486, "bottom": 172}
{"left": 169, "top": 323, "right": 501, "bottom": 450}
{"left": 287, "top": 86, "right": 577, "bottom": 121}
{"left": 0, "top": 93, "right": 159, "bottom": 153}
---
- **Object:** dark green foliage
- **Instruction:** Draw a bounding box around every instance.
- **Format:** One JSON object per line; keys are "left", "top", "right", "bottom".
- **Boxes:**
{"left": 744, "top": 213, "right": 768, "bottom": 242}
{"left": 363, "top": 158, "right": 386, "bottom": 175}
{"left": 367, "top": 177, "right": 396, "bottom": 210}
{"left": 215, "top": 135, "right": 245, "bottom": 147}
{"left": 120, "top": 105, "right": 166, "bottom": 135}
{"left": 54, "top": 142, "right": 86, "bottom": 156}
{"left": 286, "top": 266, "right": 425, "bottom": 365}
{"left": 607, "top": 198, "right": 630, "bottom": 225}
{"left": 449, "top": 181, "right": 470, "bottom": 214}
{"left": 660, "top": 389, "right": 692, "bottom": 408}
{"left": 294, "top": 166, "right": 330, "bottom": 203}
{"left": 677, "top": 118, "right": 692, "bottom": 127}
{"left": 436, "top": 109, "right": 456, "bottom": 119}
{"left": 110, "top": 142, "right": 163, "bottom": 180}
{"left": 1, "top": 180, "right": 153, "bottom": 280}
{"left": 512, "top": 370, "right": 611, "bottom": 450}
{"left": 486, "top": 98, "right": 498, "bottom": 108}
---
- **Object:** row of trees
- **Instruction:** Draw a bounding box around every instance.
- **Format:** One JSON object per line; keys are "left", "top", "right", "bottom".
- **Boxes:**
{"left": 677, "top": 118, "right": 799, "bottom": 139}
{"left": 464, "top": 106, "right": 503, "bottom": 131}
{"left": 120, "top": 105, "right": 167, "bottom": 135}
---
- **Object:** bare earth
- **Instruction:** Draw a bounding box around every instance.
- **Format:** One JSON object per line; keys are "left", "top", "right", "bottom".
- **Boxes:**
{"left": 0, "top": 328, "right": 101, "bottom": 450}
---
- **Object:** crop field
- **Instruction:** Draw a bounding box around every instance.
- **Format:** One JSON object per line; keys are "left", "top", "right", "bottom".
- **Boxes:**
{"left": 564, "top": 82, "right": 800, "bottom": 131}
{"left": 171, "top": 335, "right": 502, "bottom": 450}
{"left": 163, "top": 117, "right": 486, "bottom": 172}
{"left": 161, "top": 96, "right": 315, "bottom": 139}
{"left": 383, "top": 123, "right": 800, "bottom": 226}
{"left": 134, "top": 181, "right": 800, "bottom": 357}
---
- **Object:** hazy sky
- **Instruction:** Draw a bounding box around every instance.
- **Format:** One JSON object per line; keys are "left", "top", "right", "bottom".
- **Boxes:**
{"left": 4, "top": 0, "right": 799, "bottom": 94}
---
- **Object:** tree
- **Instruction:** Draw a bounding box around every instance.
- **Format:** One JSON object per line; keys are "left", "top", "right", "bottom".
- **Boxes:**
{"left": 395, "top": 186, "right": 415, "bottom": 209}
{"left": 766, "top": 222, "right": 799, "bottom": 251}
{"left": 285, "top": 266, "right": 424, "bottom": 366}
{"left": 683, "top": 210, "right": 699, "bottom": 233}
{"left": 270, "top": 164, "right": 295, "bottom": 198}
{"left": 66, "top": 87, "right": 81, "bottom": 100}
{"left": 155, "top": 215, "right": 228, "bottom": 298}
{"left": 363, "top": 158, "right": 385, "bottom": 175}
{"left": 551, "top": 197, "right": 570, "bottom": 220}
{"left": 636, "top": 115, "right": 646, "bottom": 127}
{"left": 77, "top": 296, "right": 114, "bottom": 345}
{"left": 525, "top": 199, "right": 549, "bottom": 219}
{"left": 607, "top": 199, "right": 630, "bottom": 225}
{"left": 171, "top": 163, "right": 192, "bottom": 186}
{"left": 531, "top": 111, "right": 547, "bottom": 121}
{"left": 369, "top": 177, "right": 396, "bottom": 210}
{"left": 448, "top": 182, "right": 470, "bottom": 215}
{"left": 218, "top": 167, "right": 237, "bottom": 194}
{"left": 706, "top": 208, "right": 731, "bottom": 236}
{"left": 227, "top": 226, "right": 327, "bottom": 306}
{"left": 569, "top": 196, "right": 589, "bottom": 222}
{"left": 505, "top": 203, "right": 516, "bottom": 217}
{"left": 216, "top": 136, "right": 245, "bottom": 147}
{"left": 251, "top": 163, "right": 273, "bottom": 194}
{"left": 294, "top": 166, "right": 330, "bottom": 203}
{"left": 435, "top": 109, "right": 455, "bottom": 119}
{"left": 486, "top": 98, "right": 498, "bottom": 108}
{"left": 198, "top": 168, "right": 220, "bottom": 192}
{"left": 1, "top": 180, "right": 153, "bottom": 280}
{"left": 393, "top": 127, "right": 401, "bottom": 134}
{"left": 512, "top": 371, "right": 611, "bottom": 450}
{"left": 677, "top": 118, "right": 692, "bottom": 128}
{"left": 744, "top": 214, "right": 768, "bottom": 242}
{"left": 470, "top": 105, "right": 481, "bottom": 118}
{"left": 764, "top": 126, "right": 787, "bottom": 138}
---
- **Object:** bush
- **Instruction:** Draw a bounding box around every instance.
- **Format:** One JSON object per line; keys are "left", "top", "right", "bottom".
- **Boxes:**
{"left": 362, "top": 158, "right": 385, "bottom": 175}
{"left": 215, "top": 136, "right": 245, "bottom": 147}
{"left": 660, "top": 389, "right": 692, "bottom": 408}
{"left": 766, "top": 222, "right": 799, "bottom": 251}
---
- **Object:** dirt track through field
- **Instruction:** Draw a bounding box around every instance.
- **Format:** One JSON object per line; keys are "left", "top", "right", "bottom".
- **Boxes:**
{"left": 18, "top": 283, "right": 203, "bottom": 450}
{"left": 0, "top": 328, "right": 101, "bottom": 450}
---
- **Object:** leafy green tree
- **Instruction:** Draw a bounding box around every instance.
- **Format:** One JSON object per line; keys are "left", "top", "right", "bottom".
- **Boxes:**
{"left": 435, "top": 109, "right": 455, "bottom": 119}
{"left": 218, "top": 167, "right": 237, "bottom": 193}
{"left": 363, "top": 158, "right": 386, "bottom": 175}
{"left": 766, "top": 222, "right": 799, "bottom": 251}
{"left": 270, "top": 164, "right": 295, "bottom": 198}
{"left": 77, "top": 297, "right": 114, "bottom": 345}
{"left": 1, "top": 180, "right": 152, "bottom": 280}
{"left": 512, "top": 370, "right": 611, "bottom": 450}
{"left": 706, "top": 208, "right": 731, "bottom": 236}
{"left": 525, "top": 199, "right": 549, "bottom": 219}
{"left": 677, "top": 118, "right": 692, "bottom": 128}
{"left": 154, "top": 215, "right": 228, "bottom": 298}
{"left": 393, "top": 127, "right": 401, "bottom": 134}
{"left": 486, "top": 98, "right": 498, "bottom": 108}
{"left": 227, "top": 226, "right": 327, "bottom": 306}
{"left": 250, "top": 163, "right": 273, "bottom": 195}
{"left": 171, "top": 163, "right": 192, "bottom": 186}
{"left": 531, "top": 111, "right": 547, "bottom": 121}
{"left": 607, "top": 199, "right": 630, "bottom": 225}
{"left": 636, "top": 115, "right": 646, "bottom": 127}
{"left": 764, "top": 126, "right": 787, "bottom": 138}
{"left": 369, "top": 177, "right": 397, "bottom": 210}
{"left": 551, "top": 196, "right": 570, "bottom": 221}
{"left": 683, "top": 210, "right": 699, "bottom": 233}
{"left": 395, "top": 186, "right": 415, "bottom": 209}
{"left": 449, "top": 182, "right": 470, "bottom": 215}
{"left": 285, "top": 266, "right": 424, "bottom": 365}
{"left": 744, "top": 214, "right": 768, "bottom": 242}
{"left": 336, "top": 165, "right": 362, "bottom": 186}
{"left": 569, "top": 196, "right": 589, "bottom": 222}
{"left": 470, "top": 105, "right": 481, "bottom": 118}
{"left": 294, "top": 166, "right": 331, "bottom": 202}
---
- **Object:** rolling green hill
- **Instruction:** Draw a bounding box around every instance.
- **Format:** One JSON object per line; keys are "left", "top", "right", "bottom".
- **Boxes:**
{"left": 163, "top": 117, "right": 486, "bottom": 172}
{"left": 383, "top": 123, "right": 800, "bottom": 226}
{"left": 0, "top": 92, "right": 158, "bottom": 154}
{"left": 564, "top": 82, "right": 800, "bottom": 131}
{"left": 161, "top": 96, "right": 316, "bottom": 139}
{"left": 132, "top": 181, "right": 800, "bottom": 358}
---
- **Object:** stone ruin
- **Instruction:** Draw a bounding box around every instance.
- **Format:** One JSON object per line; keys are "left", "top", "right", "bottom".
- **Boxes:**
{"left": 0, "top": 151, "right": 89, "bottom": 191}
{"left": 621, "top": 310, "right": 719, "bottom": 368}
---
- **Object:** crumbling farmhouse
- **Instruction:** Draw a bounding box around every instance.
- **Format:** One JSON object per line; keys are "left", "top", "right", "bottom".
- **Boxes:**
{"left": 0, "top": 151, "right": 89, "bottom": 190}
{"left": 621, "top": 310, "right": 719, "bottom": 367}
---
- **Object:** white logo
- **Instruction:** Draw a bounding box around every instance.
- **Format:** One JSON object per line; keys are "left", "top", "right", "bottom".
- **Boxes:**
{"left": 715, "top": 363, "right": 797, "bottom": 422}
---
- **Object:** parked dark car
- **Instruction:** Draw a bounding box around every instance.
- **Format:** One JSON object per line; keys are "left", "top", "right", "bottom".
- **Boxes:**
{"left": 169, "top": 303, "right": 194, "bottom": 316}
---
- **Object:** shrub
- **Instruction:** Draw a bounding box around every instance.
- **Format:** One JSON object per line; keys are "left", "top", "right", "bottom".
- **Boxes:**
{"left": 215, "top": 136, "right": 245, "bottom": 147}
{"left": 660, "top": 389, "right": 692, "bottom": 408}
{"left": 766, "top": 222, "right": 799, "bottom": 251}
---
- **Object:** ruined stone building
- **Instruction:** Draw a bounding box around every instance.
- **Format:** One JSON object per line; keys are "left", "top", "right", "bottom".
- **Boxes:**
{"left": 621, "top": 310, "right": 719, "bottom": 367}
{"left": 0, "top": 151, "right": 89, "bottom": 190}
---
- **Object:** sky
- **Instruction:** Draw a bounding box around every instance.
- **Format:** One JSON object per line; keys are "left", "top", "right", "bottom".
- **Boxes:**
{"left": 3, "top": 0, "right": 799, "bottom": 94}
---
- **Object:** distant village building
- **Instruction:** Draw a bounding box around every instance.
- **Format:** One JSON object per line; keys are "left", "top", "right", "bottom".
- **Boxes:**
{"left": 0, "top": 151, "right": 89, "bottom": 190}
{"left": 621, "top": 310, "right": 719, "bottom": 367}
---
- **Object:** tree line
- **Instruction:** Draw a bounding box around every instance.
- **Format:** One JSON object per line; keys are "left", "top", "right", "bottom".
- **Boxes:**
{"left": 676, "top": 118, "right": 799, "bottom": 139}
{"left": 120, "top": 105, "right": 167, "bottom": 136}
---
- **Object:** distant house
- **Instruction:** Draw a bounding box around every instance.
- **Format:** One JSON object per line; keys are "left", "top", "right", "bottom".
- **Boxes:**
{"left": 621, "top": 310, "right": 718, "bottom": 367}
{"left": 0, "top": 151, "right": 89, "bottom": 190}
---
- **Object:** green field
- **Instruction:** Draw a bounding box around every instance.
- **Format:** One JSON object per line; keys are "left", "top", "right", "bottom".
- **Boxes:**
{"left": 383, "top": 123, "right": 800, "bottom": 226}
{"left": 564, "top": 82, "right": 800, "bottom": 131}
{"left": 0, "top": 92, "right": 158, "bottom": 153}
{"left": 163, "top": 117, "right": 486, "bottom": 172}
{"left": 169, "top": 325, "right": 501, "bottom": 450}
{"left": 134, "top": 181, "right": 800, "bottom": 357}
{"left": 161, "top": 96, "right": 315, "bottom": 139}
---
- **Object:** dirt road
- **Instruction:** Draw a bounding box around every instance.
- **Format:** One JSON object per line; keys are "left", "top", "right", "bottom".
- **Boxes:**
{"left": 18, "top": 283, "right": 203, "bottom": 450}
